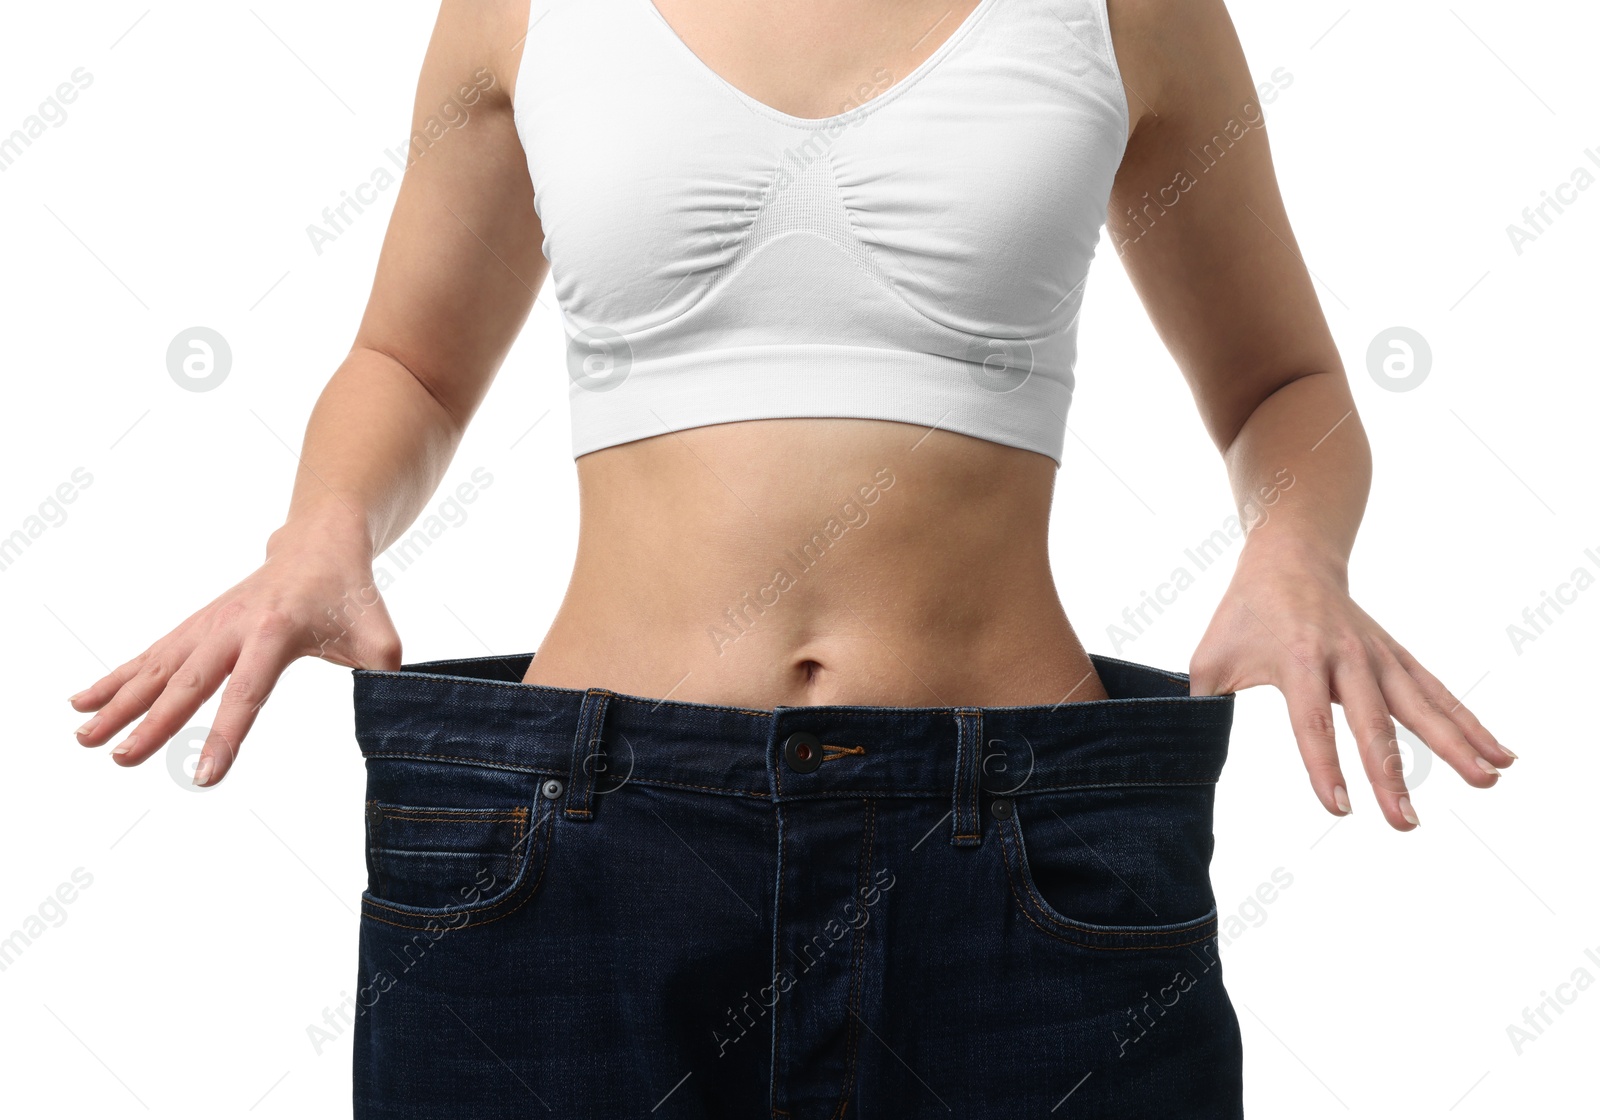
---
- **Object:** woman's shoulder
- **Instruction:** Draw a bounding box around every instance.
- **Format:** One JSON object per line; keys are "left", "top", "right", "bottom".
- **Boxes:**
{"left": 1107, "top": 0, "right": 1246, "bottom": 135}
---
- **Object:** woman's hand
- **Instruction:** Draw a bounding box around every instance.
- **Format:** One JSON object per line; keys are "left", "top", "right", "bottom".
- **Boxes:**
{"left": 67, "top": 516, "right": 403, "bottom": 787}
{"left": 1188, "top": 535, "right": 1515, "bottom": 831}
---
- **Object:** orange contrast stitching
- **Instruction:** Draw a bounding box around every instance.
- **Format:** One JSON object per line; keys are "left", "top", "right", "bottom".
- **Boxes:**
{"left": 360, "top": 806, "right": 553, "bottom": 930}
{"left": 377, "top": 813, "right": 526, "bottom": 823}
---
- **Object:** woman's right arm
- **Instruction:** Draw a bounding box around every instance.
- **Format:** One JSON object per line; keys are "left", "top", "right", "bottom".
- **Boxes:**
{"left": 68, "top": 0, "right": 547, "bottom": 786}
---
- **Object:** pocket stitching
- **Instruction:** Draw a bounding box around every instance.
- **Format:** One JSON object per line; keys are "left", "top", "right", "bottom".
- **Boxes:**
{"left": 1006, "top": 814, "right": 1216, "bottom": 935}
{"left": 361, "top": 803, "right": 551, "bottom": 931}
{"left": 997, "top": 814, "right": 1218, "bottom": 951}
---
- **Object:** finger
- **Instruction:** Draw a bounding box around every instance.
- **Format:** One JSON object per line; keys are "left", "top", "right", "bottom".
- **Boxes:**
{"left": 1277, "top": 659, "right": 1351, "bottom": 817}
{"left": 1328, "top": 652, "right": 1415, "bottom": 830}
{"left": 1385, "top": 641, "right": 1515, "bottom": 767}
{"left": 69, "top": 601, "right": 212, "bottom": 717}
{"left": 69, "top": 652, "right": 150, "bottom": 719}
{"left": 74, "top": 642, "right": 196, "bottom": 748}
{"left": 1374, "top": 653, "right": 1500, "bottom": 790}
{"left": 194, "top": 637, "right": 301, "bottom": 787}
{"left": 108, "top": 638, "right": 240, "bottom": 766}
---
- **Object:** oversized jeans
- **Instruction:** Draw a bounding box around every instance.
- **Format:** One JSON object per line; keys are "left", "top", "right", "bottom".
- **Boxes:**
{"left": 350, "top": 652, "right": 1244, "bottom": 1118}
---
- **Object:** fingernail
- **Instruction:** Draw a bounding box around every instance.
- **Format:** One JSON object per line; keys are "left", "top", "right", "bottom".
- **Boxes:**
{"left": 193, "top": 757, "right": 214, "bottom": 787}
{"left": 68, "top": 691, "right": 83, "bottom": 704}
{"left": 1399, "top": 795, "right": 1419, "bottom": 826}
{"left": 111, "top": 735, "right": 137, "bottom": 757}
{"left": 1500, "top": 745, "right": 1518, "bottom": 760}
{"left": 1332, "top": 785, "right": 1351, "bottom": 814}
{"left": 1476, "top": 757, "right": 1500, "bottom": 777}
{"left": 76, "top": 718, "right": 99, "bottom": 737}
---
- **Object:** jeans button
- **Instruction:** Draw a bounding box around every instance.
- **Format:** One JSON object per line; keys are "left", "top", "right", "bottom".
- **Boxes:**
{"left": 783, "top": 731, "right": 823, "bottom": 773}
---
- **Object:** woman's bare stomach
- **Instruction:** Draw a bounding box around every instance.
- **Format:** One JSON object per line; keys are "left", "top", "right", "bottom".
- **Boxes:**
{"left": 521, "top": 417, "right": 1109, "bottom": 708}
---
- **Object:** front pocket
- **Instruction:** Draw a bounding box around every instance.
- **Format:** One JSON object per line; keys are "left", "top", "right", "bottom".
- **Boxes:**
{"left": 996, "top": 784, "right": 1220, "bottom": 951}
{"left": 362, "top": 801, "right": 551, "bottom": 931}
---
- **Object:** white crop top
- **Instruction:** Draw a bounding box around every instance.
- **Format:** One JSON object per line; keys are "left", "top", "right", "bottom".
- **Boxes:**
{"left": 512, "top": 0, "right": 1130, "bottom": 463}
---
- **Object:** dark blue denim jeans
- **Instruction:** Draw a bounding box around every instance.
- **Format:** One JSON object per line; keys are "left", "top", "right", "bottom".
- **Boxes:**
{"left": 350, "top": 652, "right": 1244, "bottom": 1118}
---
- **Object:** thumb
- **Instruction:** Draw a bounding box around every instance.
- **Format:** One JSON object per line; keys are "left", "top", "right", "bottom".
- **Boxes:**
{"left": 1189, "top": 634, "right": 1263, "bottom": 697}
{"left": 316, "top": 587, "right": 403, "bottom": 671}
{"left": 1188, "top": 646, "right": 1233, "bottom": 697}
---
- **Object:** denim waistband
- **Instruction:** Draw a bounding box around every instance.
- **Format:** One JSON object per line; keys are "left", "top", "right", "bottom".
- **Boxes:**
{"left": 351, "top": 652, "right": 1235, "bottom": 804}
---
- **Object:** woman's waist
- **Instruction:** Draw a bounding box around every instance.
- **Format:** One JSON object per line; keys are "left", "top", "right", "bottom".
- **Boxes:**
{"left": 549, "top": 417, "right": 1091, "bottom": 706}
{"left": 524, "top": 581, "right": 1108, "bottom": 708}
{"left": 357, "top": 652, "right": 1231, "bottom": 793}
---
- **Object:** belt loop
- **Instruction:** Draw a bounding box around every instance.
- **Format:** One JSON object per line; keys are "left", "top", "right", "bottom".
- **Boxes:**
{"left": 950, "top": 707, "right": 983, "bottom": 847}
{"left": 566, "top": 687, "right": 613, "bottom": 821}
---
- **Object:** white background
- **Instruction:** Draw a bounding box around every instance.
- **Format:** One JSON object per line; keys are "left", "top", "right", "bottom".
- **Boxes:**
{"left": 1, "top": 1, "right": 1595, "bottom": 1115}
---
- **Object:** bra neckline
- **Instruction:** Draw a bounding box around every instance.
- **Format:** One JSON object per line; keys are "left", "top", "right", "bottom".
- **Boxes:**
{"left": 635, "top": 0, "right": 1001, "bottom": 129}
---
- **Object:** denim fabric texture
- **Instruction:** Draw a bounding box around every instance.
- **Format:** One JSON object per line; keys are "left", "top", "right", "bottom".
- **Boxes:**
{"left": 350, "top": 652, "right": 1245, "bottom": 1118}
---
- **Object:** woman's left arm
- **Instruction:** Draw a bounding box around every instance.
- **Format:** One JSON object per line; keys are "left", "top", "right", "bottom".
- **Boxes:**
{"left": 1105, "top": 0, "right": 1514, "bottom": 830}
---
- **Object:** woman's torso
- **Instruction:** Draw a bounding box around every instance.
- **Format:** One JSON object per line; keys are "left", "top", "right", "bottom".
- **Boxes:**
{"left": 528, "top": 417, "right": 1106, "bottom": 706}
{"left": 511, "top": 0, "right": 1137, "bottom": 707}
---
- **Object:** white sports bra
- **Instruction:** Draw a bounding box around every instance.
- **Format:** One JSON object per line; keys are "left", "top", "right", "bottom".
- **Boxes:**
{"left": 513, "top": 0, "right": 1130, "bottom": 463}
